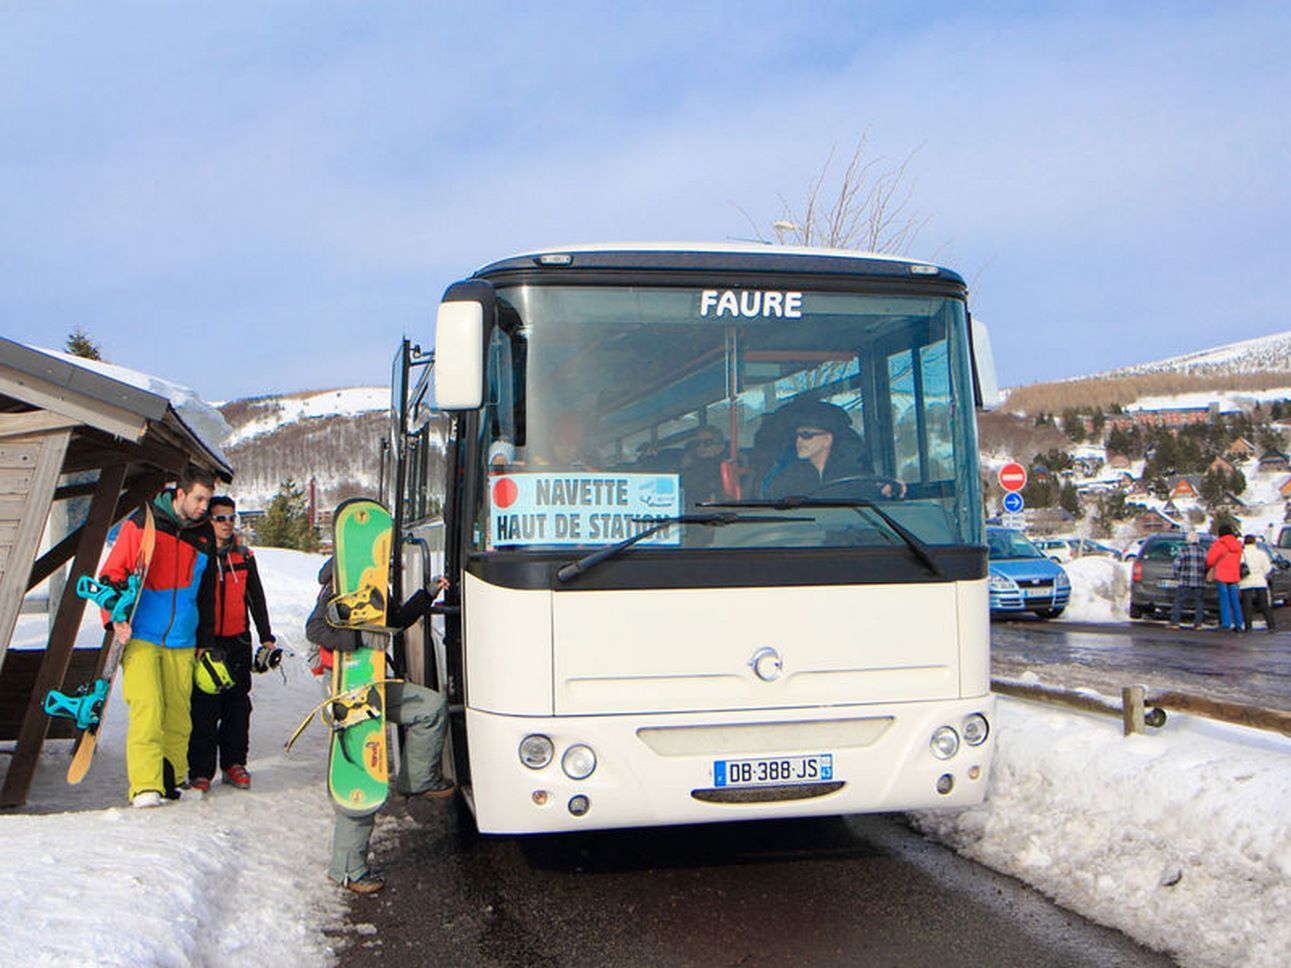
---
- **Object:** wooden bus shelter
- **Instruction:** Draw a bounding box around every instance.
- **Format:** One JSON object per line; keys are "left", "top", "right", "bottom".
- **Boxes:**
{"left": 0, "top": 337, "right": 231, "bottom": 806}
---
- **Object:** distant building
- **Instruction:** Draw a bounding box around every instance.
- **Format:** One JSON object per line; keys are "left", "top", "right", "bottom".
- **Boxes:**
{"left": 1225, "top": 437, "right": 1258, "bottom": 459}
{"left": 1258, "top": 449, "right": 1290, "bottom": 472}
{"left": 1166, "top": 475, "right": 1202, "bottom": 501}
{"left": 1207, "top": 456, "right": 1235, "bottom": 477}
{"left": 1214, "top": 492, "right": 1246, "bottom": 513}
{"left": 1135, "top": 509, "right": 1177, "bottom": 534}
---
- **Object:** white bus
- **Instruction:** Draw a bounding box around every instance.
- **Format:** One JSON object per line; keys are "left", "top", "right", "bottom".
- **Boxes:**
{"left": 392, "top": 243, "right": 999, "bottom": 834}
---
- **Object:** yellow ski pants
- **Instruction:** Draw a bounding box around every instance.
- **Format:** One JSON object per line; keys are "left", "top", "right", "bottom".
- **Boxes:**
{"left": 121, "top": 640, "right": 195, "bottom": 799}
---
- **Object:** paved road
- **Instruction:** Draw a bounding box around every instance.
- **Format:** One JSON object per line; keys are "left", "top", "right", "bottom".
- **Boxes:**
{"left": 333, "top": 798, "right": 1170, "bottom": 967}
{"left": 991, "top": 607, "right": 1291, "bottom": 710}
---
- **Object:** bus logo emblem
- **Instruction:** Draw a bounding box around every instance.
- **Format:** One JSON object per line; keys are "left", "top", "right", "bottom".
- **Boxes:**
{"left": 748, "top": 647, "right": 783, "bottom": 682}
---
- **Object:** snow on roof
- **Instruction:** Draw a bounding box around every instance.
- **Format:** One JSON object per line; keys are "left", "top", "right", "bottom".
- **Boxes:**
{"left": 14, "top": 343, "right": 231, "bottom": 471}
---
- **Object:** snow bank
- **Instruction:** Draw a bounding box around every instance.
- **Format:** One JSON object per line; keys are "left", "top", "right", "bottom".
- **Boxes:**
{"left": 1058, "top": 556, "right": 1132, "bottom": 623}
{"left": 0, "top": 549, "right": 352, "bottom": 967}
{"left": 912, "top": 699, "right": 1291, "bottom": 968}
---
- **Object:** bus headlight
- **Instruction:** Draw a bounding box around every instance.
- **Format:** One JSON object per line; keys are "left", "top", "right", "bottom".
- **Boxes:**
{"left": 930, "top": 726, "right": 960, "bottom": 760}
{"left": 962, "top": 714, "right": 990, "bottom": 746}
{"left": 519, "top": 734, "right": 554, "bottom": 769}
{"left": 561, "top": 744, "right": 597, "bottom": 780}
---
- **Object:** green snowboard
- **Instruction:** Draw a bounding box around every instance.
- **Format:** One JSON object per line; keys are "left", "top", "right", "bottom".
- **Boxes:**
{"left": 327, "top": 498, "right": 394, "bottom": 815}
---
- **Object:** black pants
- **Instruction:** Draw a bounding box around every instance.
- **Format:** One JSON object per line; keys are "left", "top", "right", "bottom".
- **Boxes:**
{"left": 188, "top": 634, "right": 254, "bottom": 779}
{"left": 1240, "top": 586, "right": 1277, "bottom": 631}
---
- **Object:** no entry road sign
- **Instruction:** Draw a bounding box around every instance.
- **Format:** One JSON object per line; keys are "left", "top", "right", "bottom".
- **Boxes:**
{"left": 998, "top": 462, "right": 1027, "bottom": 492}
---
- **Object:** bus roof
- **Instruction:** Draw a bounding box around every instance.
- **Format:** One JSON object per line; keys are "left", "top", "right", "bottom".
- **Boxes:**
{"left": 473, "top": 242, "right": 965, "bottom": 286}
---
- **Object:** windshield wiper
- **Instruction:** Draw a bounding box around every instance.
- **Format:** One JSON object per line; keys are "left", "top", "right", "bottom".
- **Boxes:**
{"left": 555, "top": 512, "right": 812, "bottom": 583}
{"left": 700, "top": 498, "right": 944, "bottom": 577}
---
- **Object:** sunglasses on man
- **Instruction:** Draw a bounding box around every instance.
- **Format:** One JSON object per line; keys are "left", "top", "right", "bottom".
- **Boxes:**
{"left": 211, "top": 513, "right": 237, "bottom": 523}
{"left": 795, "top": 429, "right": 829, "bottom": 440}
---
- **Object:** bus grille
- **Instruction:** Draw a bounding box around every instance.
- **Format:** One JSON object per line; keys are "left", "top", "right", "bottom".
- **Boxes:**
{"left": 690, "top": 781, "right": 845, "bottom": 804}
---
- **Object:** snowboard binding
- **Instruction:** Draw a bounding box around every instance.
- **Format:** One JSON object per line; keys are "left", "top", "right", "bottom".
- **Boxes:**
{"left": 75, "top": 574, "right": 141, "bottom": 625}
{"left": 44, "top": 678, "right": 110, "bottom": 731}
{"left": 325, "top": 584, "right": 386, "bottom": 628}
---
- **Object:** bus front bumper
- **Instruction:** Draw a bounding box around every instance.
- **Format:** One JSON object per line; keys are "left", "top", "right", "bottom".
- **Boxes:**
{"left": 461, "top": 696, "right": 995, "bottom": 834}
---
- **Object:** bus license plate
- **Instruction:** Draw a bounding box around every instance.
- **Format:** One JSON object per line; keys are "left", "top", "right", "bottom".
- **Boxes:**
{"left": 713, "top": 754, "right": 833, "bottom": 788}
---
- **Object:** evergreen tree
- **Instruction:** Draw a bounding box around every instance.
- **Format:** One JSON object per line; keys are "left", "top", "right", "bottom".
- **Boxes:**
{"left": 255, "top": 479, "right": 319, "bottom": 551}
{"left": 1210, "top": 509, "right": 1241, "bottom": 536}
{"left": 65, "top": 327, "right": 102, "bottom": 360}
{"left": 1058, "top": 481, "right": 1082, "bottom": 519}
{"left": 1199, "top": 470, "right": 1225, "bottom": 508}
{"left": 1061, "top": 408, "right": 1086, "bottom": 442}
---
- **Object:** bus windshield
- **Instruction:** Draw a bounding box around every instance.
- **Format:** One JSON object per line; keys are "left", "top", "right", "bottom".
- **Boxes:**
{"left": 475, "top": 284, "right": 982, "bottom": 552}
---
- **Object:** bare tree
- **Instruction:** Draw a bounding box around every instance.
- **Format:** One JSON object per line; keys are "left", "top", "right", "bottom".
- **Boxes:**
{"left": 744, "top": 135, "right": 927, "bottom": 254}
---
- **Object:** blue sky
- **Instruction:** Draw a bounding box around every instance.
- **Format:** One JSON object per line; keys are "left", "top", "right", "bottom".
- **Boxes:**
{"left": 4, "top": 2, "right": 1289, "bottom": 401}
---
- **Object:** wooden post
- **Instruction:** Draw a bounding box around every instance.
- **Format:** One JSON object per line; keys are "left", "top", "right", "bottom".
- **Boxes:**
{"left": 1122, "top": 685, "right": 1146, "bottom": 736}
{"left": 0, "top": 465, "right": 126, "bottom": 807}
{"left": 0, "top": 429, "right": 72, "bottom": 670}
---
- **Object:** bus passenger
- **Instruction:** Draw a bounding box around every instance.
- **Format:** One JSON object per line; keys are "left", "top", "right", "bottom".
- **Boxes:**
{"left": 680, "top": 426, "right": 727, "bottom": 506}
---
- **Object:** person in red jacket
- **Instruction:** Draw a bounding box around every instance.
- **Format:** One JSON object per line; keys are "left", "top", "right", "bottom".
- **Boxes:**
{"left": 1206, "top": 523, "right": 1246, "bottom": 633}
{"left": 100, "top": 466, "right": 217, "bottom": 807}
{"left": 186, "top": 496, "right": 276, "bottom": 792}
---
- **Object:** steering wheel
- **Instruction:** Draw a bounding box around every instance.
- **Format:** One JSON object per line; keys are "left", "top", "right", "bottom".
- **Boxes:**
{"left": 813, "top": 475, "right": 907, "bottom": 500}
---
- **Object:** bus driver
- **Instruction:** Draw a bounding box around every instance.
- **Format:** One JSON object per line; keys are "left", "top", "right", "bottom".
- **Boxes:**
{"left": 763, "top": 400, "right": 904, "bottom": 500}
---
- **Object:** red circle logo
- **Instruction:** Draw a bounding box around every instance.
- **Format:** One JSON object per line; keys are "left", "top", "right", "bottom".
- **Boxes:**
{"left": 492, "top": 477, "right": 518, "bottom": 509}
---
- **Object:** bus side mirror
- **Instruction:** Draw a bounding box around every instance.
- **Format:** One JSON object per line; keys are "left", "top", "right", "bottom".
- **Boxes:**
{"left": 431, "top": 283, "right": 494, "bottom": 410}
{"left": 969, "top": 317, "right": 1001, "bottom": 411}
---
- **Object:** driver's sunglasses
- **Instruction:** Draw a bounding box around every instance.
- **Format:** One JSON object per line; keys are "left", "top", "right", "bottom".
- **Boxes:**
{"left": 211, "top": 513, "right": 237, "bottom": 523}
{"left": 795, "top": 429, "right": 829, "bottom": 440}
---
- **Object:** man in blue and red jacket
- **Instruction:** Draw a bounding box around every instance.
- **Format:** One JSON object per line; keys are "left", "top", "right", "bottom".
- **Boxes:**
{"left": 100, "top": 467, "right": 217, "bottom": 807}
{"left": 187, "top": 495, "right": 275, "bottom": 792}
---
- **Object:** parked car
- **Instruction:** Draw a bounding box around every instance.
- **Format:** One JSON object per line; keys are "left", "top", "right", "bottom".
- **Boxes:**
{"left": 1034, "top": 537, "right": 1121, "bottom": 563}
{"left": 1120, "top": 536, "right": 1150, "bottom": 561}
{"left": 987, "top": 526, "right": 1071, "bottom": 619}
{"left": 1128, "top": 532, "right": 1291, "bottom": 620}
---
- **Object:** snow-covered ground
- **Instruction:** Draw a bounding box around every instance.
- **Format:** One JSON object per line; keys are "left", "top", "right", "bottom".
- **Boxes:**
{"left": 1, "top": 550, "right": 1287, "bottom": 967}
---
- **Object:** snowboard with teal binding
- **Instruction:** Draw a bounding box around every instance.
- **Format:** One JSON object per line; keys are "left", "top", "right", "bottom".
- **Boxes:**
{"left": 45, "top": 504, "right": 157, "bottom": 784}
{"left": 326, "top": 498, "right": 394, "bottom": 814}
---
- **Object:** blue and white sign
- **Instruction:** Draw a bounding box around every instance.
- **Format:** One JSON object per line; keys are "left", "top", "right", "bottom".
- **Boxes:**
{"left": 488, "top": 472, "right": 681, "bottom": 548}
{"left": 1002, "top": 491, "right": 1025, "bottom": 514}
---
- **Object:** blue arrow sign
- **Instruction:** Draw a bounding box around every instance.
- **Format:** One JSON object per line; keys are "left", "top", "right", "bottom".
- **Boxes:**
{"left": 1003, "top": 491, "right": 1025, "bottom": 514}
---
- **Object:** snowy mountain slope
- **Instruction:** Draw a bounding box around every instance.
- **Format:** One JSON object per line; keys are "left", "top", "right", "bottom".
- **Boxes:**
{"left": 223, "top": 387, "right": 391, "bottom": 447}
{"left": 1100, "top": 329, "right": 1291, "bottom": 379}
{"left": 218, "top": 387, "right": 445, "bottom": 511}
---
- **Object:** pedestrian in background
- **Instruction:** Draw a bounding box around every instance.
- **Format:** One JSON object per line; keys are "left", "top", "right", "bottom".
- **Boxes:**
{"left": 1206, "top": 524, "right": 1245, "bottom": 633}
{"left": 1168, "top": 531, "right": 1208, "bottom": 630}
{"left": 1239, "top": 534, "right": 1277, "bottom": 633}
